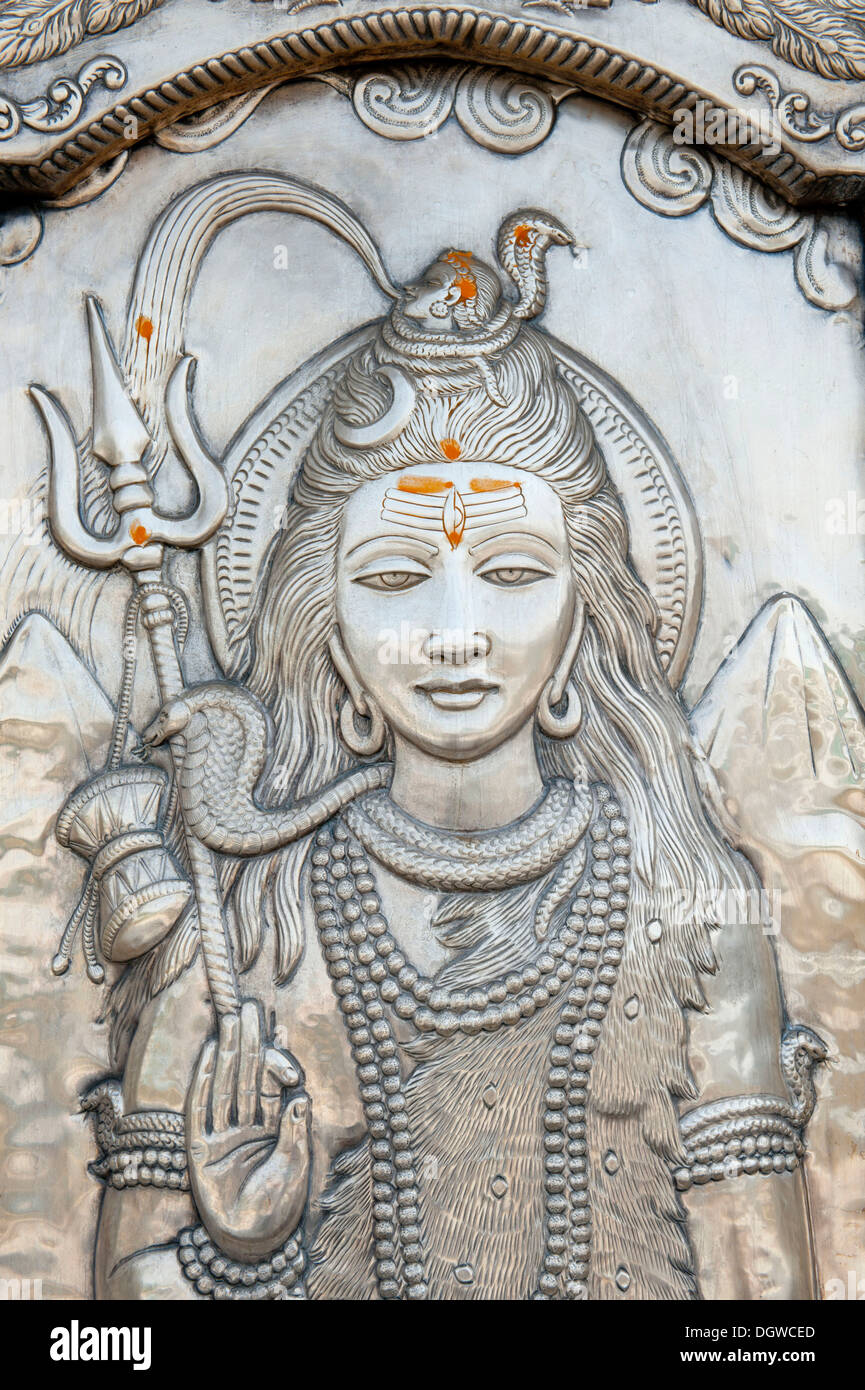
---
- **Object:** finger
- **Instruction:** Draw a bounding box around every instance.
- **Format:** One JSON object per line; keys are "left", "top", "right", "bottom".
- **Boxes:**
{"left": 260, "top": 1047, "right": 301, "bottom": 1132}
{"left": 211, "top": 1011, "right": 239, "bottom": 1132}
{"left": 260, "top": 1090, "right": 280, "bottom": 1134}
{"left": 236, "top": 999, "right": 262, "bottom": 1129}
{"left": 262, "top": 1046, "right": 301, "bottom": 1091}
{"left": 186, "top": 1038, "right": 217, "bottom": 1143}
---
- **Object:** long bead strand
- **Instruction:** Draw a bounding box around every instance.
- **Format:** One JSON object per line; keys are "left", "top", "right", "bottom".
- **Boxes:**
{"left": 313, "top": 823, "right": 428, "bottom": 1300}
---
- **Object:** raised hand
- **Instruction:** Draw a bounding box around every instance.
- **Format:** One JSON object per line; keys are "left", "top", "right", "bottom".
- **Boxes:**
{"left": 186, "top": 999, "right": 311, "bottom": 1262}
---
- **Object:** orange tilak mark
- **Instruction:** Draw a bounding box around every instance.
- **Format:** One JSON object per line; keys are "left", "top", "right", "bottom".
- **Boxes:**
{"left": 443, "top": 489, "right": 466, "bottom": 549}
{"left": 135, "top": 315, "right": 154, "bottom": 369}
{"left": 513, "top": 224, "right": 532, "bottom": 247}
{"left": 470, "top": 478, "right": 520, "bottom": 492}
{"left": 439, "top": 439, "right": 462, "bottom": 461}
{"left": 130, "top": 523, "right": 150, "bottom": 546}
{"left": 397, "top": 476, "right": 453, "bottom": 494}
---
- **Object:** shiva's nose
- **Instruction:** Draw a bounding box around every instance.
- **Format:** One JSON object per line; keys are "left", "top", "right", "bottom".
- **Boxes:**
{"left": 424, "top": 630, "right": 492, "bottom": 664}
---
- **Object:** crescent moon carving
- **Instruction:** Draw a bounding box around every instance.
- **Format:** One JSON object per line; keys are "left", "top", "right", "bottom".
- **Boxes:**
{"left": 333, "top": 364, "right": 416, "bottom": 449}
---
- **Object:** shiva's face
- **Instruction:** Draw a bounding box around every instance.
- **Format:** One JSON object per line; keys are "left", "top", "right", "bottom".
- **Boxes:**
{"left": 334, "top": 460, "right": 577, "bottom": 763}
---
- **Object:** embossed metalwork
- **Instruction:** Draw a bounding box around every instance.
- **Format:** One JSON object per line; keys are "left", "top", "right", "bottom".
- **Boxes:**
{"left": 0, "top": 6, "right": 858, "bottom": 205}
{"left": 690, "top": 0, "right": 865, "bottom": 82}
{"left": 672, "top": 1027, "right": 828, "bottom": 1191}
{"left": 0, "top": 0, "right": 862, "bottom": 1307}
{"left": 6, "top": 162, "right": 848, "bottom": 1301}
{"left": 0, "top": 0, "right": 165, "bottom": 68}
{"left": 735, "top": 62, "right": 865, "bottom": 149}
{"left": 0, "top": 54, "right": 125, "bottom": 140}
{"left": 331, "top": 62, "right": 576, "bottom": 153}
{"left": 621, "top": 117, "right": 858, "bottom": 311}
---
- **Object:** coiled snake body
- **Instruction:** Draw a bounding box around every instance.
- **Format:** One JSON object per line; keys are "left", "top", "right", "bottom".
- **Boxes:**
{"left": 144, "top": 681, "right": 390, "bottom": 856}
{"left": 679, "top": 1024, "right": 828, "bottom": 1149}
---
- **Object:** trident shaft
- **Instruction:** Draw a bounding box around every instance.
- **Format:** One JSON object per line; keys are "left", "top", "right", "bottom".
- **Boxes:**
{"left": 32, "top": 297, "right": 239, "bottom": 1017}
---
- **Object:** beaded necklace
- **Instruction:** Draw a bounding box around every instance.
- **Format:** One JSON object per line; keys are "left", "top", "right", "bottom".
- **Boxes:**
{"left": 310, "top": 782, "right": 631, "bottom": 1300}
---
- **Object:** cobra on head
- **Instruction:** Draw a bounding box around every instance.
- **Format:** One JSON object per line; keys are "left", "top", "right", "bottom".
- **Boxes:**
{"left": 331, "top": 208, "right": 575, "bottom": 452}
{"left": 142, "top": 698, "right": 192, "bottom": 747}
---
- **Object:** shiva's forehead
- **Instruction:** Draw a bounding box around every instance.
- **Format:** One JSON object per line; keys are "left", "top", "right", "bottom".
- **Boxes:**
{"left": 339, "top": 461, "right": 569, "bottom": 554}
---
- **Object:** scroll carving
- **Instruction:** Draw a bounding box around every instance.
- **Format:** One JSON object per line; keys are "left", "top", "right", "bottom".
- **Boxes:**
{"left": 0, "top": 53, "right": 125, "bottom": 141}
{"left": 620, "top": 118, "right": 858, "bottom": 312}
{"left": 735, "top": 63, "right": 865, "bottom": 150}
{"left": 331, "top": 62, "right": 576, "bottom": 155}
{"left": 0, "top": 8, "right": 858, "bottom": 206}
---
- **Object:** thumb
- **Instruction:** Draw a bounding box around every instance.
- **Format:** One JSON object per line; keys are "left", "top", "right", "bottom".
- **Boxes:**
{"left": 275, "top": 1093, "right": 311, "bottom": 1161}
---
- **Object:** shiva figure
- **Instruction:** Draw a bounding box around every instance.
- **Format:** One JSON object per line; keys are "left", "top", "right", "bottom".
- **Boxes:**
{"left": 18, "top": 175, "right": 832, "bottom": 1301}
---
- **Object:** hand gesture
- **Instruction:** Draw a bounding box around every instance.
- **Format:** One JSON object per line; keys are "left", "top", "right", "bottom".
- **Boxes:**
{"left": 186, "top": 1000, "right": 311, "bottom": 1262}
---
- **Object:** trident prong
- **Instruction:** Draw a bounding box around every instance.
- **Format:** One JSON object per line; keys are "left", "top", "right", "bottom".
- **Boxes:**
{"left": 87, "top": 295, "right": 151, "bottom": 468}
{"left": 162, "top": 356, "right": 231, "bottom": 549}
{"left": 34, "top": 297, "right": 228, "bottom": 576}
{"left": 30, "top": 384, "right": 128, "bottom": 568}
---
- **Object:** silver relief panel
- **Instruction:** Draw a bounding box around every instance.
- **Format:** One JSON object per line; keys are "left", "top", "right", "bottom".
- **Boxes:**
{"left": 0, "top": 6, "right": 863, "bottom": 1304}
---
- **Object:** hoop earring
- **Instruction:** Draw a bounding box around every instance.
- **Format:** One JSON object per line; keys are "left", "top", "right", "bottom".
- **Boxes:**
{"left": 537, "top": 679, "right": 583, "bottom": 739}
{"left": 429, "top": 298, "right": 451, "bottom": 319}
{"left": 339, "top": 694, "right": 386, "bottom": 757}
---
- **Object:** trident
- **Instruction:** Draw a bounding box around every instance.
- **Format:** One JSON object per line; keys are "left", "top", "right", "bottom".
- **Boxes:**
{"left": 31, "top": 298, "right": 239, "bottom": 1017}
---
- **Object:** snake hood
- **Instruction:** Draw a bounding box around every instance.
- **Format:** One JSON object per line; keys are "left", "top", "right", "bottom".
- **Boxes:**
{"left": 143, "top": 681, "right": 391, "bottom": 857}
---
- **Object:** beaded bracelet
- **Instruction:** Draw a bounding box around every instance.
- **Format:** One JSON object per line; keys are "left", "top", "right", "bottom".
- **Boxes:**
{"left": 86, "top": 1100, "right": 190, "bottom": 1191}
{"left": 177, "top": 1225, "right": 307, "bottom": 1300}
{"left": 92, "top": 1143, "right": 189, "bottom": 1190}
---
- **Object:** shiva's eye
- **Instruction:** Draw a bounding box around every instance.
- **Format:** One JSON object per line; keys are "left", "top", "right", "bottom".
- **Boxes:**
{"left": 480, "top": 566, "right": 551, "bottom": 588}
{"left": 354, "top": 570, "right": 427, "bottom": 592}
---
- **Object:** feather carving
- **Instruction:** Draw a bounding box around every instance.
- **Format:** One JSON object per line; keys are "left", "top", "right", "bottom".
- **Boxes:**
{"left": 0, "top": 0, "right": 165, "bottom": 69}
{"left": 692, "top": 0, "right": 865, "bottom": 82}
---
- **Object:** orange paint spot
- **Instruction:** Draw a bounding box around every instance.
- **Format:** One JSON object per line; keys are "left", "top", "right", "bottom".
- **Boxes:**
{"left": 443, "top": 251, "right": 477, "bottom": 303}
{"left": 130, "top": 523, "right": 150, "bottom": 546}
{"left": 513, "top": 224, "right": 532, "bottom": 247}
{"left": 397, "top": 475, "right": 453, "bottom": 494}
{"left": 470, "top": 477, "right": 519, "bottom": 492}
{"left": 135, "top": 315, "right": 154, "bottom": 344}
{"left": 439, "top": 439, "right": 462, "bottom": 462}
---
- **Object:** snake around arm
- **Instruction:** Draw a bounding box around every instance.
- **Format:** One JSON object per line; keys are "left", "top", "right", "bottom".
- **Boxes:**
{"left": 678, "top": 1024, "right": 829, "bottom": 1149}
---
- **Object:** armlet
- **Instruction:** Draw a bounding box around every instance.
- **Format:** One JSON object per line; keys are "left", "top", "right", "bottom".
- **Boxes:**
{"left": 673, "top": 1023, "right": 827, "bottom": 1192}
{"left": 81, "top": 1077, "right": 188, "bottom": 1191}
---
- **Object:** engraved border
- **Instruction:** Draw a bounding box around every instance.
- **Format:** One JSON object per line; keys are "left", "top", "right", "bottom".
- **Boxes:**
{"left": 1, "top": 8, "right": 862, "bottom": 206}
